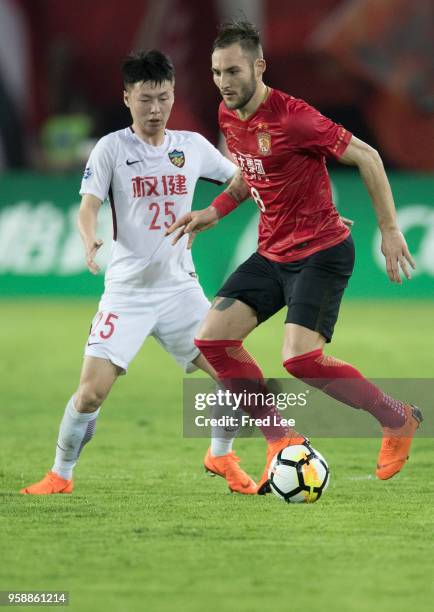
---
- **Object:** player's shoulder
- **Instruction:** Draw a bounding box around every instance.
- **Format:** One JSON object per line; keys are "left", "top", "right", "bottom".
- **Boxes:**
{"left": 92, "top": 128, "right": 132, "bottom": 155}
{"left": 166, "top": 129, "right": 215, "bottom": 150}
{"left": 281, "top": 91, "right": 322, "bottom": 120}
{"left": 91, "top": 128, "right": 142, "bottom": 169}
{"left": 269, "top": 89, "right": 312, "bottom": 116}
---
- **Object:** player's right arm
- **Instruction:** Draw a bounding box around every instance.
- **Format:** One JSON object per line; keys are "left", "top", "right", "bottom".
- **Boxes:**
{"left": 166, "top": 169, "right": 249, "bottom": 246}
{"left": 77, "top": 134, "right": 114, "bottom": 273}
{"left": 77, "top": 194, "right": 104, "bottom": 275}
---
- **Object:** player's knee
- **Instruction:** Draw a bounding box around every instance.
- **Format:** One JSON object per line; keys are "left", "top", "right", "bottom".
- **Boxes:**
{"left": 75, "top": 385, "right": 106, "bottom": 413}
{"left": 282, "top": 333, "right": 325, "bottom": 362}
{"left": 283, "top": 348, "right": 324, "bottom": 379}
{"left": 196, "top": 330, "right": 214, "bottom": 341}
{"left": 195, "top": 322, "right": 222, "bottom": 341}
{"left": 196, "top": 319, "right": 246, "bottom": 341}
{"left": 282, "top": 341, "right": 310, "bottom": 362}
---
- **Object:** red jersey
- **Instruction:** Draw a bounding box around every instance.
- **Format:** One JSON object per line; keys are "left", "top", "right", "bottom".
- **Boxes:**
{"left": 219, "top": 88, "right": 352, "bottom": 262}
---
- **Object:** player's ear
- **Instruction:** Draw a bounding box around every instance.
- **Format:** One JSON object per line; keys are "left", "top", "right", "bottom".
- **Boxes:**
{"left": 123, "top": 90, "right": 130, "bottom": 108}
{"left": 255, "top": 57, "right": 266, "bottom": 79}
{"left": 169, "top": 81, "right": 175, "bottom": 105}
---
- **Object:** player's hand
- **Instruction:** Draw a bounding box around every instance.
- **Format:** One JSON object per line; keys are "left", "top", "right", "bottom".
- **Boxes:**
{"left": 85, "top": 239, "right": 104, "bottom": 275}
{"left": 166, "top": 207, "right": 219, "bottom": 248}
{"left": 381, "top": 228, "right": 415, "bottom": 284}
{"left": 340, "top": 216, "right": 354, "bottom": 228}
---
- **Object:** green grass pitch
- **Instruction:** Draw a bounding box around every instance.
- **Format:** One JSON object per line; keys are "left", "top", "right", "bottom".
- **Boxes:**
{"left": 0, "top": 299, "right": 432, "bottom": 612}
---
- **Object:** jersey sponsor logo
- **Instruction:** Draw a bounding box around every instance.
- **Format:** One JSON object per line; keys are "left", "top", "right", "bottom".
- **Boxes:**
{"left": 132, "top": 174, "right": 188, "bottom": 198}
{"left": 257, "top": 129, "right": 271, "bottom": 155}
{"left": 168, "top": 149, "right": 185, "bottom": 168}
{"left": 83, "top": 167, "right": 92, "bottom": 179}
{"left": 126, "top": 159, "right": 144, "bottom": 166}
{"left": 234, "top": 152, "right": 267, "bottom": 181}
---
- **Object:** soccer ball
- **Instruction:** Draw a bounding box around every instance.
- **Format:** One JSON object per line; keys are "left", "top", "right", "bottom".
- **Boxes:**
{"left": 268, "top": 442, "right": 330, "bottom": 503}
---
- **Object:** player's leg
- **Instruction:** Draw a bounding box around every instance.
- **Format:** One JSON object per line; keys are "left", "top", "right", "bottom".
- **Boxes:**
{"left": 191, "top": 351, "right": 245, "bottom": 460}
{"left": 190, "top": 351, "right": 241, "bottom": 460}
{"left": 281, "top": 236, "right": 422, "bottom": 479}
{"left": 282, "top": 324, "right": 326, "bottom": 359}
{"left": 193, "top": 254, "right": 306, "bottom": 494}
{"left": 196, "top": 253, "right": 287, "bottom": 437}
{"left": 20, "top": 295, "right": 156, "bottom": 494}
{"left": 196, "top": 254, "right": 303, "bottom": 436}
{"left": 53, "top": 356, "right": 121, "bottom": 475}
{"left": 153, "top": 284, "right": 257, "bottom": 493}
{"left": 191, "top": 352, "right": 217, "bottom": 379}
{"left": 197, "top": 296, "right": 257, "bottom": 340}
{"left": 191, "top": 351, "right": 257, "bottom": 492}
{"left": 20, "top": 356, "right": 121, "bottom": 495}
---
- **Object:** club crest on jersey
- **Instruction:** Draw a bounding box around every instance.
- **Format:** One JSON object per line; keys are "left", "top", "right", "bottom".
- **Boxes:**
{"left": 168, "top": 149, "right": 185, "bottom": 168}
{"left": 257, "top": 130, "right": 271, "bottom": 155}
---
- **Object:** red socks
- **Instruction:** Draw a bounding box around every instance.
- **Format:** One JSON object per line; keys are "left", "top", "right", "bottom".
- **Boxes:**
{"left": 195, "top": 339, "right": 291, "bottom": 441}
{"left": 194, "top": 340, "right": 407, "bottom": 432}
{"left": 195, "top": 339, "right": 262, "bottom": 379}
{"left": 284, "top": 349, "right": 406, "bottom": 428}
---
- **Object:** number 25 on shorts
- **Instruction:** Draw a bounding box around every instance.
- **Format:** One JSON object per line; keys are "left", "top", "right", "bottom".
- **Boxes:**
{"left": 90, "top": 312, "right": 119, "bottom": 340}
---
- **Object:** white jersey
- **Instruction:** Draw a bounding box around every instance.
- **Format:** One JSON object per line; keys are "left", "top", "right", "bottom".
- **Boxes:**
{"left": 80, "top": 127, "right": 236, "bottom": 291}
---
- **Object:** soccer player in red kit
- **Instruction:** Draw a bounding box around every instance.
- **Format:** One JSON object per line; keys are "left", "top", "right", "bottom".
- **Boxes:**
{"left": 168, "top": 21, "right": 422, "bottom": 494}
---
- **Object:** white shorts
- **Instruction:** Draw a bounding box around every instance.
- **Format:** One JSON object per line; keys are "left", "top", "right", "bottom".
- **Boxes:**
{"left": 84, "top": 284, "right": 210, "bottom": 373}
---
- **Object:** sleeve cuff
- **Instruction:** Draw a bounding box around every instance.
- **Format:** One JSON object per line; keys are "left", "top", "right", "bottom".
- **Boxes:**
{"left": 331, "top": 128, "right": 352, "bottom": 159}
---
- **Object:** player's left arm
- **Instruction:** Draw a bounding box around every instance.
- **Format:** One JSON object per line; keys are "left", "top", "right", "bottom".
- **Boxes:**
{"left": 224, "top": 168, "right": 251, "bottom": 203}
{"left": 338, "top": 135, "right": 415, "bottom": 284}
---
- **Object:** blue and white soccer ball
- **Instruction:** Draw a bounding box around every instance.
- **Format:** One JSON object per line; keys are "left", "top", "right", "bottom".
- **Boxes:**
{"left": 268, "top": 442, "right": 330, "bottom": 503}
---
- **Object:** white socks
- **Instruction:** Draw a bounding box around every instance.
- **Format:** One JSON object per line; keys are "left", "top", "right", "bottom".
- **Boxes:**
{"left": 52, "top": 396, "right": 100, "bottom": 480}
{"left": 211, "top": 437, "right": 234, "bottom": 457}
{"left": 209, "top": 385, "right": 240, "bottom": 457}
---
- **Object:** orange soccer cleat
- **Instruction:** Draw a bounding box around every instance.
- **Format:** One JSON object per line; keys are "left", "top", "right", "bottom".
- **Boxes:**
{"left": 376, "top": 405, "right": 423, "bottom": 480}
{"left": 20, "top": 471, "right": 73, "bottom": 495}
{"left": 256, "top": 434, "right": 306, "bottom": 495}
{"left": 204, "top": 448, "right": 257, "bottom": 494}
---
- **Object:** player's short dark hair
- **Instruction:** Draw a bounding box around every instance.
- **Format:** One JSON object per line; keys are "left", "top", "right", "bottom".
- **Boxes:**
{"left": 122, "top": 50, "right": 175, "bottom": 89}
{"left": 212, "top": 20, "right": 262, "bottom": 58}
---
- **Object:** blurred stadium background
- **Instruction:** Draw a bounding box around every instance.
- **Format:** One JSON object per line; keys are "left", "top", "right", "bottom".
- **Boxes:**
{"left": 0, "top": 0, "right": 433, "bottom": 298}
{"left": 0, "top": 1, "right": 433, "bottom": 611}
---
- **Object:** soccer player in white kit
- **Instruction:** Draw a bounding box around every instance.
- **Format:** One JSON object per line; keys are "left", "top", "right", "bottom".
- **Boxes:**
{"left": 20, "top": 50, "right": 257, "bottom": 495}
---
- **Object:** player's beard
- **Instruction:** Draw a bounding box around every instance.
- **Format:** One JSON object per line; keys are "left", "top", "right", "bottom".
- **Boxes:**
{"left": 224, "top": 70, "right": 257, "bottom": 111}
